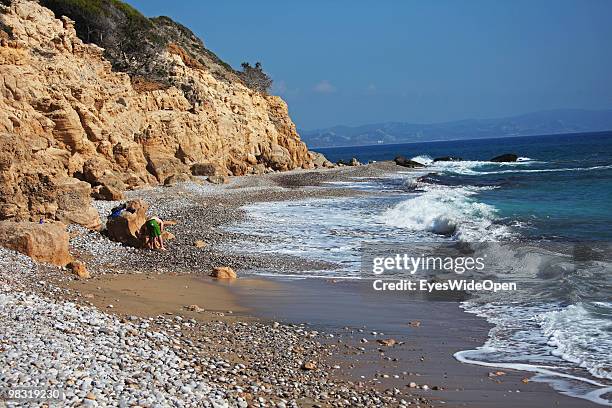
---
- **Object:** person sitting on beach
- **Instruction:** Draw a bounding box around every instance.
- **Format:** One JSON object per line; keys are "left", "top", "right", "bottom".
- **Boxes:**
{"left": 145, "top": 216, "right": 166, "bottom": 251}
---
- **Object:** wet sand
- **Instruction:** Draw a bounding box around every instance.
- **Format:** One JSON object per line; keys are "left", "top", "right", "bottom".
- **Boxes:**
{"left": 66, "top": 274, "right": 256, "bottom": 322}
{"left": 229, "top": 278, "right": 600, "bottom": 408}
{"left": 66, "top": 272, "right": 599, "bottom": 407}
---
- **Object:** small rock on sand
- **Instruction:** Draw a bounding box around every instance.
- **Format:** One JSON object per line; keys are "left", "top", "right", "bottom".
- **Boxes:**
{"left": 186, "top": 304, "right": 204, "bottom": 312}
{"left": 377, "top": 338, "right": 397, "bottom": 347}
{"left": 194, "top": 240, "right": 207, "bottom": 248}
{"left": 210, "top": 266, "right": 237, "bottom": 279}
{"left": 301, "top": 361, "right": 316, "bottom": 371}
{"left": 67, "top": 260, "right": 90, "bottom": 279}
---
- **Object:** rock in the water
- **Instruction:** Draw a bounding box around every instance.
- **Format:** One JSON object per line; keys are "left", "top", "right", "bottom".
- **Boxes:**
{"left": 349, "top": 157, "right": 361, "bottom": 166}
{"left": 92, "top": 185, "right": 124, "bottom": 201}
{"left": 490, "top": 153, "right": 518, "bottom": 162}
{"left": 0, "top": 221, "right": 72, "bottom": 266}
{"left": 433, "top": 156, "right": 463, "bottom": 162}
{"left": 336, "top": 157, "right": 361, "bottom": 166}
{"left": 67, "top": 260, "right": 90, "bottom": 279}
{"left": 210, "top": 266, "right": 237, "bottom": 279}
{"left": 394, "top": 156, "right": 425, "bottom": 168}
{"left": 106, "top": 199, "right": 148, "bottom": 247}
{"left": 408, "top": 320, "right": 421, "bottom": 328}
{"left": 186, "top": 304, "right": 204, "bottom": 312}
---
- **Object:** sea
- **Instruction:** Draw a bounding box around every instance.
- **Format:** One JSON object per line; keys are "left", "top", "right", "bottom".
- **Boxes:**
{"left": 224, "top": 131, "right": 612, "bottom": 405}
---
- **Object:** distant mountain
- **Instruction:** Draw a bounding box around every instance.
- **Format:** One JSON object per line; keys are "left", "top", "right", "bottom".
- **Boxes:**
{"left": 300, "top": 109, "right": 612, "bottom": 148}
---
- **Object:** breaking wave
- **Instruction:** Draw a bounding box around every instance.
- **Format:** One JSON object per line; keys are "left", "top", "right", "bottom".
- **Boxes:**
{"left": 539, "top": 302, "right": 612, "bottom": 381}
{"left": 379, "top": 185, "right": 512, "bottom": 241}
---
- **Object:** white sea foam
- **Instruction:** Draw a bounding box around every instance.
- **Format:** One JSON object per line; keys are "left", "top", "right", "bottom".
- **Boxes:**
{"left": 223, "top": 194, "right": 427, "bottom": 278}
{"left": 379, "top": 185, "right": 511, "bottom": 241}
{"left": 457, "top": 301, "right": 612, "bottom": 406}
{"left": 410, "top": 155, "right": 433, "bottom": 165}
{"left": 539, "top": 302, "right": 612, "bottom": 380}
{"left": 455, "top": 350, "right": 612, "bottom": 406}
{"left": 443, "top": 163, "right": 612, "bottom": 176}
{"left": 479, "top": 164, "right": 612, "bottom": 175}
{"left": 406, "top": 156, "right": 542, "bottom": 176}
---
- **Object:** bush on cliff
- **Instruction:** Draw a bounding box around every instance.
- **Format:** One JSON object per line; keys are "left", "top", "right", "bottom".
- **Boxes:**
{"left": 239, "top": 62, "right": 273, "bottom": 94}
{"left": 38, "top": 0, "right": 270, "bottom": 95}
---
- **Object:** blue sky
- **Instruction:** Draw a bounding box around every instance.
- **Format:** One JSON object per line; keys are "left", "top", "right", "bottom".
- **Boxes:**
{"left": 126, "top": 0, "right": 612, "bottom": 130}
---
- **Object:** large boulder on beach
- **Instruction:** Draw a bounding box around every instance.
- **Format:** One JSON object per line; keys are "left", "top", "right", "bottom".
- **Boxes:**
{"left": 394, "top": 156, "right": 425, "bottom": 168}
{"left": 207, "top": 175, "right": 229, "bottom": 184}
{"left": 260, "top": 145, "right": 293, "bottom": 171}
{"left": 92, "top": 185, "right": 125, "bottom": 201}
{"left": 0, "top": 221, "right": 72, "bottom": 266}
{"left": 106, "top": 199, "right": 148, "bottom": 247}
{"left": 190, "top": 162, "right": 223, "bottom": 177}
{"left": 490, "top": 153, "right": 518, "bottom": 162}
{"left": 146, "top": 156, "right": 190, "bottom": 184}
{"left": 54, "top": 178, "right": 102, "bottom": 230}
{"left": 210, "top": 266, "right": 237, "bottom": 279}
{"left": 310, "top": 152, "right": 334, "bottom": 168}
{"left": 163, "top": 173, "right": 191, "bottom": 186}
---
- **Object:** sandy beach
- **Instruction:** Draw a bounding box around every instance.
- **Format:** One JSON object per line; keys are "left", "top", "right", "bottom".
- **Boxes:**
{"left": 0, "top": 163, "right": 599, "bottom": 407}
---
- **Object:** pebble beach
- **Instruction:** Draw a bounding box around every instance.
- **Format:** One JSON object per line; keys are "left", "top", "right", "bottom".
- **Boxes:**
{"left": 0, "top": 164, "right": 434, "bottom": 408}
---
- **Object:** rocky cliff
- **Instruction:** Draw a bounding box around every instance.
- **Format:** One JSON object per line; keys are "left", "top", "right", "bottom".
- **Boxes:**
{"left": 0, "top": 0, "right": 319, "bottom": 228}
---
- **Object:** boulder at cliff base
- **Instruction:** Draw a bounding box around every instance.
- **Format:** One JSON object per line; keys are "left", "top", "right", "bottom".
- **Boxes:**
{"left": 0, "top": 221, "right": 72, "bottom": 266}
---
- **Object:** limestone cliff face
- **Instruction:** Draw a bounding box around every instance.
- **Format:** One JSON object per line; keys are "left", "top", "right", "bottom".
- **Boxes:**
{"left": 0, "top": 0, "right": 318, "bottom": 226}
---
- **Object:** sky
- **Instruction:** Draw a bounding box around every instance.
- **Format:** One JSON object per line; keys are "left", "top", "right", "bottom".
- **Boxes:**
{"left": 126, "top": 0, "right": 612, "bottom": 130}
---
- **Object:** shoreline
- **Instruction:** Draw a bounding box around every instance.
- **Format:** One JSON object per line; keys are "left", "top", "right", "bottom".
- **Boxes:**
{"left": 229, "top": 277, "right": 602, "bottom": 408}
{"left": 1, "top": 163, "right": 602, "bottom": 407}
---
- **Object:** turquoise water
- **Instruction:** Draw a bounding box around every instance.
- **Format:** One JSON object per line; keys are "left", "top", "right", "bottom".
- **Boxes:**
{"left": 316, "top": 131, "right": 612, "bottom": 241}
